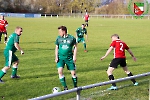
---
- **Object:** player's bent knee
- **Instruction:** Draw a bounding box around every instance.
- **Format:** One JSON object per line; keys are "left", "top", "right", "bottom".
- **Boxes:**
{"left": 125, "top": 71, "right": 130, "bottom": 74}
{"left": 3, "top": 66, "right": 10, "bottom": 71}
{"left": 59, "top": 74, "right": 64, "bottom": 79}
{"left": 58, "top": 71, "right": 63, "bottom": 75}
{"left": 13, "top": 62, "right": 19, "bottom": 66}
{"left": 107, "top": 70, "right": 112, "bottom": 75}
{"left": 72, "top": 73, "right": 77, "bottom": 78}
{"left": 14, "top": 60, "right": 19, "bottom": 65}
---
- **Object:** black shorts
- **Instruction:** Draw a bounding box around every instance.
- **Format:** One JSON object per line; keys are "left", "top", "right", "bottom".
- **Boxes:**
{"left": 85, "top": 20, "right": 88, "bottom": 22}
{"left": 109, "top": 58, "right": 127, "bottom": 68}
{"left": 0, "top": 32, "right": 7, "bottom": 35}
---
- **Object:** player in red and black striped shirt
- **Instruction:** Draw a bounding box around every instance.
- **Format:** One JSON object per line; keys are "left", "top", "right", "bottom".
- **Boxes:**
{"left": 84, "top": 12, "right": 89, "bottom": 27}
{"left": 0, "top": 15, "right": 8, "bottom": 43}
{"left": 101, "top": 34, "right": 138, "bottom": 90}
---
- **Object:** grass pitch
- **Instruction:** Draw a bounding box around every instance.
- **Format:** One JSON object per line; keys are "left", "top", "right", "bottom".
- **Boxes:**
{"left": 0, "top": 17, "right": 150, "bottom": 100}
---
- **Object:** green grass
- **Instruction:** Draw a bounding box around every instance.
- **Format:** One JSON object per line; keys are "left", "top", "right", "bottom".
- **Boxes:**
{"left": 0, "top": 17, "right": 150, "bottom": 100}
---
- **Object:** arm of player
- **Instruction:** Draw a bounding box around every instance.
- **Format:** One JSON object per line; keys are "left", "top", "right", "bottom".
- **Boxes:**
{"left": 85, "top": 34, "right": 88, "bottom": 42}
{"left": 5, "top": 21, "right": 8, "bottom": 27}
{"left": 55, "top": 45, "right": 59, "bottom": 63}
{"left": 73, "top": 44, "right": 77, "bottom": 63}
{"left": 5, "top": 24, "right": 8, "bottom": 27}
{"left": 100, "top": 46, "right": 113, "bottom": 60}
{"left": 127, "top": 49, "right": 136, "bottom": 61}
{"left": 75, "top": 32, "right": 78, "bottom": 43}
{"left": 14, "top": 42, "right": 24, "bottom": 55}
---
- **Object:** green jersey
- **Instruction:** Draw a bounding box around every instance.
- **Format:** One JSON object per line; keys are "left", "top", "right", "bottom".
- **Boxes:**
{"left": 76, "top": 27, "right": 87, "bottom": 38}
{"left": 5, "top": 33, "right": 19, "bottom": 53}
{"left": 55, "top": 34, "right": 76, "bottom": 57}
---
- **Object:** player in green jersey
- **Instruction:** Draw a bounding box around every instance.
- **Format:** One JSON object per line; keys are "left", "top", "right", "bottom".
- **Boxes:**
{"left": 0, "top": 26, "right": 24, "bottom": 83}
{"left": 55, "top": 26, "right": 77, "bottom": 90}
{"left": 76, "top": 24, "right": 88, "bottom": 52}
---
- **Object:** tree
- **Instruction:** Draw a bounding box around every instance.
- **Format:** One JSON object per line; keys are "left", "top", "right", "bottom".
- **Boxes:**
{"left": 68, "top": 0, "right": 95, "bottom": 14}
{"left": 95, "top": 0, "right": 144, "bottom": 15}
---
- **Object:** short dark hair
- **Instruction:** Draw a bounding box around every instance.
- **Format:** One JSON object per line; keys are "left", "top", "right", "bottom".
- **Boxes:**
{"left": 58, "top": 26, "right": 67, "bottom": 33}
{"left": 111, "top": 34, "right": 119, "bottom": 39}
{"left": 82, "top": 24, "right": 85, "bottom": 26}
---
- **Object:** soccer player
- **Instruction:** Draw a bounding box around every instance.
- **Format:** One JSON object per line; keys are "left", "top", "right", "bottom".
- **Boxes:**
{"left": 76, "top": 24, "right": 88, "bottom": 52}
{"left": 84, "top": 12, "right": 89, "bottom": 27}
{"left": 0, "top": 15, "right": 8, "bottom": 43}
{"left": 55, "top": 26, "right": 77, "bottom": 90}
{"left": 100, "top": 34, "right": 138, "bottom": 90}
{"left": 0, "top": 26, "right": 24, "bottom": 83}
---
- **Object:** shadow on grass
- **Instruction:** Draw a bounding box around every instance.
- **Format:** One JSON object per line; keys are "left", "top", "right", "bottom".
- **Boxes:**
{"left": 77, "top": 65, "right": 108, "bottom": 73}
{"left": 25, "top": 48, "right": 55, "bottom": 51}
{"left": 117, "top": 79, "right": 149, "bottom": 90}
{"left": 22, "top": 41, "right": 55, "bottom": 44}
{"left": 87, "top": 48, "right": 109, "bottom": 52}
{"left": 20, "top": 72, "right": 57, "bottom": 80}
{"left": 21, "top": 41, "right": 55, "bottom": 51}
{"left": 128, "top": 63, "right": 145, "bottom": 67}
{"left": 77, "top": 63, "right": 144, "bottom": 73}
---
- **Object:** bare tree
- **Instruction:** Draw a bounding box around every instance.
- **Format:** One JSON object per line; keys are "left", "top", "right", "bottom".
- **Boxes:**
{"left": 95, "top": 0, "right": 141, "bottom": 15}
{"left": 3, "top": 0, "right": 143, "bottom": 15}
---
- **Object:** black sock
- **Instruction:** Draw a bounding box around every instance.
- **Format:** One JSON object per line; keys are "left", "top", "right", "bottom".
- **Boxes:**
{"left": 5, "top": 37, "right": 7, "bottom": 41}
{"left": 128, "top": 72, "right": 136, "bottom": 84}
{"left": 109, "top": 75, "right": 116, "bottom": 86}
{"left": 0, "top": 33, "right": 2, "bottom": 41}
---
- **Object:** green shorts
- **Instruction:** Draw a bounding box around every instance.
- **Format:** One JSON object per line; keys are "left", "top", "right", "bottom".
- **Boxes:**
{"left": 57, "top": 57, "right": 76, "bottom": 70}
{"left": 4, "top": 50, "right": 18, "bottom": 67}
{"left": 77, "top": 38, "right": 85, "bottom": 43}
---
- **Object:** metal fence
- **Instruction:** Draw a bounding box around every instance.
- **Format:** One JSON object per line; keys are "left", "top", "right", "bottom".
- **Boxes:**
{"left": 1, "top": 12, "right": 149, "bottom": 19}
{"left": 28, "top": 72, "right": 150, "bottom": 100}
{"left": 42, "top": 14, "right": 150, "bottom": 19}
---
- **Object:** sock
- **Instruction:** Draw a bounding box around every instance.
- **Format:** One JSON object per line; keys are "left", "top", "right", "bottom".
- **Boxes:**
{"left": 59, "top": 77, "right": 67, "bottom": 88}
{"left": 109, "top": 75, "right": 116, "bottom": 86}
{"left": 0, "top": 34, "right": 2, "bottom": 42}
{"left": 0, "top": 70, "right": 6, "bottom": 79}
{"left": 72, "top": 77, "right": 77, "bottom": 87}
{"left": 5, "top": 37, "right": 7, "bottom": 42}
{"left": 127, "top": 72, "right": 136, "bottom": 84}
{"left": 12, "top": 66, "right": 18, "bottom": 76}
{"left": 84, "top": 43, "right": 86, "bottom": 50}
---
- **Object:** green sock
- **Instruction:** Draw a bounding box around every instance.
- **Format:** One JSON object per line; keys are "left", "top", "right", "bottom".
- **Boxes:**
{"left": 72, "top": 77, "right": 77, "bottom": 87}
{"left": 59, "top": 77, "right": 67, "bottom": 87}
{"left": 84, "top": 43, "right": 86, "bottom": 50}
{"left": 0, "top": 70, "right": 6, "bottom": 79}
{"left": 12, "top": 68, "right": 17, "bottom": 76}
